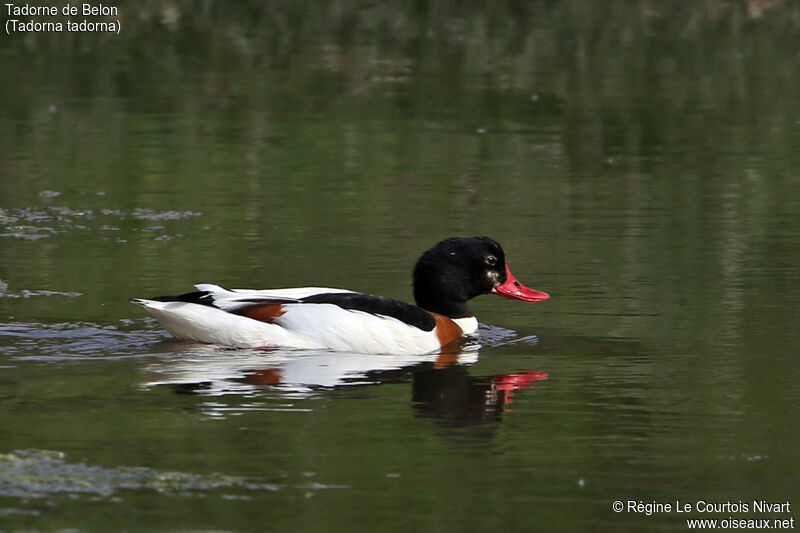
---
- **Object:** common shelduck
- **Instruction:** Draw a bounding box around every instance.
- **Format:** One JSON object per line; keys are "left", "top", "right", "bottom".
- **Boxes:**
{"left": 131, "top": 236, "right": 549, "bottom": 354}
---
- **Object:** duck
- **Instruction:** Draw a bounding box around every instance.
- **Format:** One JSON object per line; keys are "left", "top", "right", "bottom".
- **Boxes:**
{"left": 131, "top": 236, "right": 549, "bottom": 354}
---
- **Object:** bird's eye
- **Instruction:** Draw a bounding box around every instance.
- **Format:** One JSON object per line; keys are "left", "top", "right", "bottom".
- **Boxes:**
{"left": 485, "top": 255, "right": 498, "bottom": 266}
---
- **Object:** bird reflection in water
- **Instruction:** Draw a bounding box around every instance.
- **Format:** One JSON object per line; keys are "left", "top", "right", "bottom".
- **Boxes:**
{"left": 410, "top": 364, "right": 547, "bottom": 425}
{"left": 143, "top": 334, "right": 547, "bottom": 425}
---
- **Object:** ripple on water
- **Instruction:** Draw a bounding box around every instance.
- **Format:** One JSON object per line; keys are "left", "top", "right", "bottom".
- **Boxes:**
{"left": 0, "top": 320, "right": 167, "bottom": 361}
{"left": 0, "top": 319, "right": 535, "bottom": 367}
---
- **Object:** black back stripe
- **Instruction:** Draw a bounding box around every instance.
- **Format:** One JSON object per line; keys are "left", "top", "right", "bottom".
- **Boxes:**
{"left": 301, "top": 292, "right": 436, "bottom": 331}
{"left": 151, "top": 290, "right": 214, "bottom": 306}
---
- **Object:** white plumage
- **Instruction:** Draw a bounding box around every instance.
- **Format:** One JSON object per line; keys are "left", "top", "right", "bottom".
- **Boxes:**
{"left": 132, "top": 284, "right": 473, "bottom": 354}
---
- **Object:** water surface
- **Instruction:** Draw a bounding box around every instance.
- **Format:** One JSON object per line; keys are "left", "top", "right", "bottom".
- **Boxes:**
{"left": 1, "top": 2, "right": 799, "bottom": 531}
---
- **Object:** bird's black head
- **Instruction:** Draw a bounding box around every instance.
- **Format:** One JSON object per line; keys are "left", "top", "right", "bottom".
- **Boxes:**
{"left": 411, "top": 237, "right": 517, "bottom": 317}
{"left": 413, "top": 236, "right": 549, "bottom": 317}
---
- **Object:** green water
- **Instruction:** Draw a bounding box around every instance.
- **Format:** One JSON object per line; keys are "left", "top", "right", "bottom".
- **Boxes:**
{"left": 1, "top": 2, "right": 799, "bottom": 531}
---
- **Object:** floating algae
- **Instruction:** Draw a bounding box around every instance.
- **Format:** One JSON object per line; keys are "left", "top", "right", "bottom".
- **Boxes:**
{"left": 0, "top": 449, "right": 278, "bottom": 499}
{"left": 0, "top": 206, "right": 202, "bottom": 241}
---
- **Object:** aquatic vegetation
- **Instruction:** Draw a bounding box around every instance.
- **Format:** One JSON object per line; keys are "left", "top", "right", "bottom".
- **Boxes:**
{"left": 0, "top": 449, "right": 279, "bottom": 499}
{"left": 0, "top": 207, "right": 202, "bottom": 241}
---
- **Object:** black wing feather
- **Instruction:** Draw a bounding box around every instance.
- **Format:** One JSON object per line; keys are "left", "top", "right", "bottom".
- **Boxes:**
{"left": 148, "top": 289, "right": 299, "bottom": 309}
{"left": 300, "top": 292, "right": 436, "bottom": 331}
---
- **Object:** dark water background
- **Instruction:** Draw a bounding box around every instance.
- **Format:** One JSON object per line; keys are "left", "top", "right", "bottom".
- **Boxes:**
{"left": 1, "top": 2, "right": 799, "bottom": 531}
